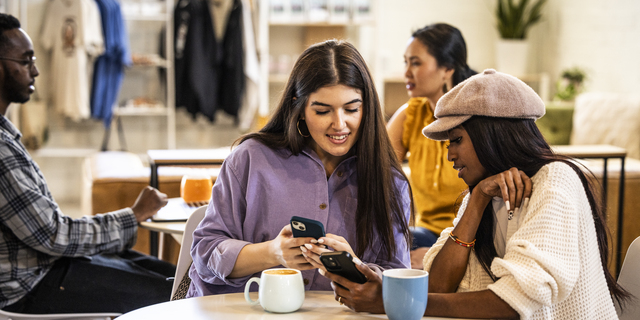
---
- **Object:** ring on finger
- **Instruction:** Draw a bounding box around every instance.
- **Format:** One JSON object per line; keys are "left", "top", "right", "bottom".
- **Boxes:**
{"left": 338, "top": 296, "right": 343, "bottom": 305}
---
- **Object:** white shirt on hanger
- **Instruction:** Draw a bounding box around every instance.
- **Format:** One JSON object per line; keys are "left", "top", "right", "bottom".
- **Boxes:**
{"left": 40, "top": 0, "right": 104, "bottom": 121}
{"left": 238, "top": 0, "right": 260, "bottom": 131}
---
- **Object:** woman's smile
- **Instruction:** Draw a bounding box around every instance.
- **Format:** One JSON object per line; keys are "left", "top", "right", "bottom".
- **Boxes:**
{"left": 304, "top": 84, "right": 363, "bottom": 170}
{"left": 327, "top": 133, "right": 350, "bottom": 144}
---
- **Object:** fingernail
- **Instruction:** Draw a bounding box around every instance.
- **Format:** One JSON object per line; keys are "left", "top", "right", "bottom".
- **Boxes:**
{"left": 310, "top": 239, "right": 318, "bottom": 243}
{"left": 304, "top": 243, "right": 313, "bottom": 249}
{"left": 505, "top": 200, "right": 511, "bottom": 211}
{"left": 318, "top": 269, "right": 325, "bottom": 276}
{"left": 353, "top": 257, "right": 362, "bottom": 265}
{"left": 300, "top": 246, "right": 307, "bottom": 253}
{"left": 318, "top": 239, "right": 325, "bottom": 244}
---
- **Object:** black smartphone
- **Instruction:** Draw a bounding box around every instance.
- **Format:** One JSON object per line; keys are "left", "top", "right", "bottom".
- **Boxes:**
{"left": 320, "top": 251, "right": 367, "bottom": 284}
{"left": 290, "top": 216, "right": 326, "bottom": 239}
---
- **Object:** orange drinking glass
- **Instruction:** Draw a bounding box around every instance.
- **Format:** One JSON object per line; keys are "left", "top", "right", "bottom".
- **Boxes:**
{"left": 180, "top": 175, "right": 213, "bottom": 203}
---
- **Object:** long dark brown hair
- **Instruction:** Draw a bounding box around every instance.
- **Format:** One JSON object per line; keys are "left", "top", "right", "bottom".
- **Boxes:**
{"left": 412, "top": 23, "right": 477, "bottom": 87}
{"left": 237, "top": 40, "right": 413, "bottom": 260}
{"left": 462, "top": 116, "right": 629, "bottom": 306}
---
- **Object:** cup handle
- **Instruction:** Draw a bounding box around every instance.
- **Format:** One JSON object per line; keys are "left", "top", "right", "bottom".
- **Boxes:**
{"left": 244, "top": 277, "right": 260, "bottom": 305}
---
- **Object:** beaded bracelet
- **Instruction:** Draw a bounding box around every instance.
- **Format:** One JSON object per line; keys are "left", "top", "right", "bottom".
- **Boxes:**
{"left": 449, "top": 232, "right": 476, "bottom": 248}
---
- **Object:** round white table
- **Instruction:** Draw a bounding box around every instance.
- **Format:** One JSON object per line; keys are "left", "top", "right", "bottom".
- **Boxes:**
{"left": 140, "top": 220, "right": 186, "bottom": 243}
{"left": 117, "top": 291, "right": 462, "bottom": 319}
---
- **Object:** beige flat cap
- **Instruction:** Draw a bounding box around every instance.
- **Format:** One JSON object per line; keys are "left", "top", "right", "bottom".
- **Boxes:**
{"left": 422, "top": 69, "right": 545, "bottom": 141}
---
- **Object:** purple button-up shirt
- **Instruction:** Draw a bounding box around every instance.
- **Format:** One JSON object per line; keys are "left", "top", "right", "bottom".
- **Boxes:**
{"left": 186, "top": 139, "right": 411, "bottom": 297}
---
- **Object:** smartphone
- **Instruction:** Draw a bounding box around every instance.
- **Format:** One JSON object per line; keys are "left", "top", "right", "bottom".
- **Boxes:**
{"left": 290, "top": 216, "right": 326, "bottom": 239}
{"left": 320, "top": 251, "right": 367, "bottom": 284}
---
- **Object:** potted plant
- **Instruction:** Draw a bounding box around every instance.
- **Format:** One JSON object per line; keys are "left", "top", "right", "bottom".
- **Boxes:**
{"left": 554, "top": 67, "right": 587, "bottom": 102}
{"left": 494, "top": 0, "right": 547, "bottom": 76}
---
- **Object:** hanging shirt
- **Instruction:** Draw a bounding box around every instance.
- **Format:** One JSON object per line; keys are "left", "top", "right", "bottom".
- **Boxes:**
{"left": 237, "top": 0, "right": 260, "bottom": 131}
{"left": 174, "top": 0, "right": 220, "bottom": 121}
{"left": 218, "top": 0, "right": 244, "bottom": 119}
{"left": 174, "top": 0, "right": 244, "bottom": 122}
{"left": 91, "top": 0, "right": 132, "bottom": 127}
{"left": 40, "top": 0, "right": 104, "bottom": 121}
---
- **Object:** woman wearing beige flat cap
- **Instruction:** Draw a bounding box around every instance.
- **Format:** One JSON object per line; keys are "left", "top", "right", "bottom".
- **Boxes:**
{"left": 321, "top": 69, "right": 629, "bottom": 319}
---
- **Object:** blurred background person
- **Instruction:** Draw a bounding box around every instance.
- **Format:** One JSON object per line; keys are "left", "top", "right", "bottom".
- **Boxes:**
{"left": 386, "top": 23, "right": 476, "bottom": 268}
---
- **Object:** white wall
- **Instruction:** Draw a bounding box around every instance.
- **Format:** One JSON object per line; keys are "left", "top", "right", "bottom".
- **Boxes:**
{"left": 542, "top": 0, "right": 640, "bottom": 94}
{"left": 375, "top": 0, "right": 497, "bottom": 77}
{"left": 375, "top": 0, "right": 640, "bottom": 95}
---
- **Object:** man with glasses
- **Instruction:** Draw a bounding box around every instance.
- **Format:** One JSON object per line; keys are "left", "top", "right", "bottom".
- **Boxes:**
{"left": 0, "top": 21, "right": 37, "bottom": 107}
{"left": 0, "top": 13, "right": 176, "bottom": 314}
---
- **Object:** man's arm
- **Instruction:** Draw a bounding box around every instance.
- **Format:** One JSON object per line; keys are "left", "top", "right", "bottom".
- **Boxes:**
{"left": 0, "top": 141, "right": 165, "bottom": 256}
{"left": 130, "top": 186, "right": 169, "bottom": 222}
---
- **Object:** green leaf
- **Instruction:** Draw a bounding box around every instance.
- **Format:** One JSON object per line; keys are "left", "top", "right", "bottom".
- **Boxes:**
{"left": 523, "top": 0, "right": 546, "bottom": 37}
{"left": 495, "top": 0, "right": 547, "bottom": 39}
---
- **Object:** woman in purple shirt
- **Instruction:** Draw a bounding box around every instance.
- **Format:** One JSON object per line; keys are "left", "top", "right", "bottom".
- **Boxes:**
{"left": 186, "top": 40, "right": 413, "bottom": 298}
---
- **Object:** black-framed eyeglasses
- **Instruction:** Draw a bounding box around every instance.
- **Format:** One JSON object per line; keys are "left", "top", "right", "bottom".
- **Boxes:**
{"left": 0, "top": 56, "right": 36, "bottom": 68}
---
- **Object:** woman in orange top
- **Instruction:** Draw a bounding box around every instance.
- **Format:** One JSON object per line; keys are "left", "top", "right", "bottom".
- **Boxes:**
{"left": 387, "top": 23, "right": 476, "bottom": 268}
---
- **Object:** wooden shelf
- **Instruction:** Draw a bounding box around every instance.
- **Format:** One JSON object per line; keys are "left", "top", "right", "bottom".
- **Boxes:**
{"left": 118, "top": 0, "right": 176, "bottom": 149}
{"left": 383, "top": 77, "right": 408, "bottom": 118}
{"left": 114, "top": 107, "right": 169, "bottom": 117}
{"left": 258, "top": 1, "right": 379, "bottom": 118}
{"left": 269, "top": 21, "right": 373, "bottom": 27}
{"left": 129, "top": 60, "right": 169, "bottom": 69}
{"left": 123, "top": 14, "right": 166, "bottom": 22}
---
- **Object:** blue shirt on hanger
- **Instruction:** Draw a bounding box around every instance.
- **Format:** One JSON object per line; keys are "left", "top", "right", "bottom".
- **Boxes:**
{"left": 91, "top": 0, "right": 132, "bottom": 127}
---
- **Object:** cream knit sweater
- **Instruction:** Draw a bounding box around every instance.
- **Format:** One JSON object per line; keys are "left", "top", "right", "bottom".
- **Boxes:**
{"left": 423, "top": 162, "right": 618, "bottom": 320}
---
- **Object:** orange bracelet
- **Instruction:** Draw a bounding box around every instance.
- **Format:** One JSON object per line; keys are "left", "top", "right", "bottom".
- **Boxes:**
{"left": 449, "top": 232, "right": 476, "bottom": 248}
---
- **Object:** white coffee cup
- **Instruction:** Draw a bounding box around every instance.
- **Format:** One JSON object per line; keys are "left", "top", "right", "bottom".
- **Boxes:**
{"left": 244, "top": 268, "right": 305, "bottom": 313}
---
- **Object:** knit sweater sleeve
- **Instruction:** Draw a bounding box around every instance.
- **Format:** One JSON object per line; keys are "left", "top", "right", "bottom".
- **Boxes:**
{"left": 487, "top": 162, "right": 583, "bottom": 320}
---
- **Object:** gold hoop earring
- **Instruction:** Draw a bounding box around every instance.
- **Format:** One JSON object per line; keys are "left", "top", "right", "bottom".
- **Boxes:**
{"left": 297, "top": 119, "right": 310, "bottom": 138}
{"left": 442, "top": 83, "right": 448, "bottom": 94}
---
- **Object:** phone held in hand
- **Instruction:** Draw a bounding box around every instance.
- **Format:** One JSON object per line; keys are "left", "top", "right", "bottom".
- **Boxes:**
{"left": 320, "top": 251, "right": 367, "bottom": 284}
{"left": 290, "top": 216, "right": 326, "bottom": 239}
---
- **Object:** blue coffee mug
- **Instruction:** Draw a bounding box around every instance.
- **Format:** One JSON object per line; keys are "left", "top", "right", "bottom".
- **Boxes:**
{"left": 382, "top": 269, "right": 429, "bottom": 320}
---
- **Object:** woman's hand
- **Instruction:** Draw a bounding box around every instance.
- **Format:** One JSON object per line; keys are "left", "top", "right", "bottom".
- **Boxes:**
{"left": 476, "top": 167, "right": 532, "bottom": 212}
{"left": 268, "top": 225, "right": 316, "bottom": 270}
{"left": 320, "top": 261, "right": 385, "bottom": 314}
{"left": 230, "top": 225, "right": 317, "bottom": 278}
{"left": 300, "top": 233, "right": 356, "bottom": 270}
